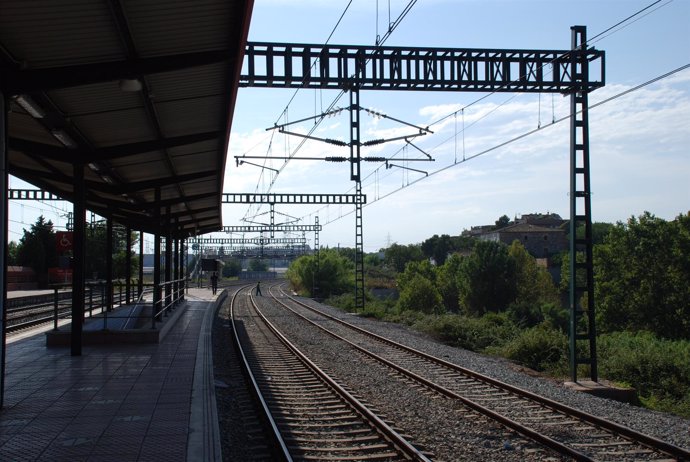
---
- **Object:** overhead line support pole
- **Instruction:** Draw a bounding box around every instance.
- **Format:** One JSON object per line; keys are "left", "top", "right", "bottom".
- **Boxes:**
{"left": 569, "top": 26, "right": 597, "bottom": 383}
{"left": 350, "top": 88, "right": 365, "bottom": 310}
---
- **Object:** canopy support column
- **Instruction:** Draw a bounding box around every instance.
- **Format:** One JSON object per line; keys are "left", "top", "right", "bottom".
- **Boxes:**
{"left": 72, "top": 163, "right": 86, "bottom": 356}
{"left": 0, "top": 93, "right": 8, "bottom": 407}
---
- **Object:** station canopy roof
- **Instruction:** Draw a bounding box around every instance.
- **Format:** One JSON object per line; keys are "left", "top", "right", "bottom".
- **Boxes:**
{"left": 0, "top": 0, "right": 254, "bottom": 238}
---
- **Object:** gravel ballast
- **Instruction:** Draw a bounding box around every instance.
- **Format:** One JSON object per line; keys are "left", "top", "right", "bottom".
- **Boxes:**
{"left": 213, "top": 288, "right": 690, "bottom": 460}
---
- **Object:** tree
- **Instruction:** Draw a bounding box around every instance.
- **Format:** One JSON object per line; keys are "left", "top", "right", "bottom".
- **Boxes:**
{"left": 594, "top": 212, "right": 690, "bottom": 339}
{"left": 436, "top": 254, "right": 463, "bottom": 312}
{"left": 16, "top": 216, "right": 58, "bottom": 286}
{"left": 421, "top": 234, "right": 453, "bottom": 265}
{"left": 248, "top": 258, "right": 269, "bottom": 272}
{"left": 384, "top": 243, "right": 424, "bottom": 273}
{"left": 458, "top": 240, "right": 516, "bottom": 315}
{"left": 83, "top": 223, "right": 136, "bottom": 280}
{"left": 7, "top": 241, "right": 18, "bottom": 266}
{"left": 397, "top": 274, "right": 444, "bottom": 314}
{"left": 494, "top": 214, "right": 511, "bottom": 230}
{"left": 507, "top": 240, "right": 560, "bottom": 327}
{"left": 396, "top": 259, "right": 437, "bottom": 289}
{"left": 222, "top": 258, "right": 242, "bottom": 277}
{"left": 509, "top": 241, "right": 559, "bottom": 307}
{"left": 286, "top": 249, "right": 353, "bottom": 298}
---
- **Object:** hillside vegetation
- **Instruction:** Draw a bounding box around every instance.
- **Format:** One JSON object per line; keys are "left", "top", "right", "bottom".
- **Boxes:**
{"left": 287, "top": 212, "right": 690, "bottom": 417}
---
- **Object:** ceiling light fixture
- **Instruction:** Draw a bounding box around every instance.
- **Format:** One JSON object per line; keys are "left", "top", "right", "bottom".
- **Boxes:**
{"left": 14, "top": 95, "right": 45, "bottom": 118}
{"left": 51, "top": 129, "right": 77, "bottom": 148}
{"left": 118, "top": 78, "right": 143, "bottom": 92}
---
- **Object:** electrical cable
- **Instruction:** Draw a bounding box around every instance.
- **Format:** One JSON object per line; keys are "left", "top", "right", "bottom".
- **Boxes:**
{"left": 425, "top": 0, "right": 673, "bottom": 129}
{"left": 315, "top": 63, "right": 690, "bottom": 227}
{"left": 241, "top": 0, "right": 419, "bottom": 224}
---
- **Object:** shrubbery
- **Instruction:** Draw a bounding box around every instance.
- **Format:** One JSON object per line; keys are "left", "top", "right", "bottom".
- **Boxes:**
{"left": 598, "top": 332, "right": 690, "bottom": 416}
{"left": 494, "top": 326, "right": 569, "bottom": 374}
{"left": 290, "top": 213, "right": 690, "bottom": 417}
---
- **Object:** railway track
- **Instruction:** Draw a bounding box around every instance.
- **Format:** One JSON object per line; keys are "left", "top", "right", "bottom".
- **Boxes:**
{"left": 6, "top": 289, "right": 148, "bottom": 334}
{"left": 230, "top": 284, "right": 432, "bottom": 461}
{"left": 262, "top": 283, "right": 690, "bottom": 462}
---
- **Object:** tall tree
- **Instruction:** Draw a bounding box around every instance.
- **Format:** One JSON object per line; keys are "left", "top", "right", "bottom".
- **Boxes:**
{"left": 286, "top": 249, "right": 353, "bottom": 298}
{"left": 7, "top": 241, "right": 19, "bottom": 266}
{"left": 436, "top": 253, "right": 463, "bottom": 312}
{"left": 16, "top": 216, "right": 58, "bottom": 285}
{"left": 384, "top": 243, "right": 424, "bottom": 273}
{"left": 84, "top": 223, "right": 137, "bottom": 280}
{"left": 595, "top": 212, "right": 690, "bottom": 339}
{"left": 458, "top": 240, "right": 516, "bottom": 315}
{"left": 494, "top": 214, "right": 511, "bottom": 230}
{"left": 421, "top": 234, "right": 453, "bottom": 265}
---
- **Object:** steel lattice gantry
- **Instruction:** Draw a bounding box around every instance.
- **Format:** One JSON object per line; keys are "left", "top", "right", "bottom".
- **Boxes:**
{"left": 241, "top": 41, "right": 604, "bottom": 93}
{"left": 222, "top": 193, "right": 365, "bottom": 204}
{"left": 192, "top": 237, "right": 306, "bottom": 245}
{"left": 223, "top": 224, "right": 321, "bottom": 233}
{"left": 239, "top": 28, "right": 603, "bottom": 382}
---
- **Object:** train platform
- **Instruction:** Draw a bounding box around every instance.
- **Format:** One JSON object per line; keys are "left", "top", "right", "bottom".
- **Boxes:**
{"left": 0, "top": 287, "right": 225, "bottom": 462}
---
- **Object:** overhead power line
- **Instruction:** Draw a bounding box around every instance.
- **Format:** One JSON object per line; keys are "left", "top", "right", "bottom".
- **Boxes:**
{"left": 315, "top": 63, "right": 690, "bottom": 227}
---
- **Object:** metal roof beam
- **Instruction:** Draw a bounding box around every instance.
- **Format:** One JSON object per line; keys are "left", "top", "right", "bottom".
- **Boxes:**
{"left": 111, "top": 170, "right": 217, "bottom": 194}
{"left": 9, "top": 131, "right": 220, "bottom": 164}
{"left": 2, "top": 50, "right": 231, "bottom": 94}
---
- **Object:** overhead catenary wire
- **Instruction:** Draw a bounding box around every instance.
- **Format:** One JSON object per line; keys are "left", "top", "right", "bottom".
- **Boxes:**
{"left": 313, "top": 62, "right": 690, "bottom": 228}
{"left": 425, "top": 0, "right": 673, "bottom": 129}
{"left": 241, "top": 0, "right": 419, "bottom": 223}
{"left": 236, "top": 0, "right": 677, "bottom": 238}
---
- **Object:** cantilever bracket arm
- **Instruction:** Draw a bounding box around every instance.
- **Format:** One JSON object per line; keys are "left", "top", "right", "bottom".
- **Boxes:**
{"left": 386, "top": 162, "right": 429, "bottom": 176}
{"left": 268, "top": 106, "right": 350, "bottom": 131}
{"left": 277, "top": 128, "right": 348, "bottom": 147}
{"left": 362, "top": 107, "right": 433, "bottom": 134}
{"left": 236, "top": 159, "right": 279, "bottom": 173}
{"left": 405, "top": 139, "right": 434, "bottom": 160}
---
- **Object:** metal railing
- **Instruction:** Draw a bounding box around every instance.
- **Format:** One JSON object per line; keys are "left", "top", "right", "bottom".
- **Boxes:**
{"left": 151, "top": 277, "right": 186, "bottom": 329}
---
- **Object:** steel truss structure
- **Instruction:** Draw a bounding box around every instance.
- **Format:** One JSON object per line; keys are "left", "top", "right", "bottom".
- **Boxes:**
{"left": 239, "top": 28, "right": 603, "bottom": 382}
{"left": 241, "top": 41, "right": 604, "bottom": 93}
{"left": 201, "top": 247, "right": 306, "bottom": 258}
{"left": 222, "top": 193, "right": 366, "bottom": 204}
{"left": 8, "top": 189, "right": 62, "bottom": 201}
{"left": 223, "top": 224, "right": 321, "bottom": 233}
{"left": 191, "top": 237, "right": 305, "bottom": 245}
{"left": 568, "top": 27, "right": 597, "bottom": 382}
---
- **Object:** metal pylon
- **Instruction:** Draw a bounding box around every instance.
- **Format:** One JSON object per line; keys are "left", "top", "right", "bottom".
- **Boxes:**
{"left": 313, "top": 216, "right": 320, "bottom": 297}
{"left": 569, "top": 26, "right": 597, "bottom": 383}
{"left": 354, "top": 182, "right": 365, "bottom": 309}
{"left": 350, "top": 88, "right": 365, "bottom": 310}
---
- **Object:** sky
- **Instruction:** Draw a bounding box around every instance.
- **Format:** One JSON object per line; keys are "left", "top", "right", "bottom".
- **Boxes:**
{"left": 8, "top": 0, "right": 690, "bottom": 253}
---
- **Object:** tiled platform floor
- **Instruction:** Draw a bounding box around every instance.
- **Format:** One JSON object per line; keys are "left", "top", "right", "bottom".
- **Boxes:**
{"left": 0, "top": 288, "right": 220, "bottom": 462}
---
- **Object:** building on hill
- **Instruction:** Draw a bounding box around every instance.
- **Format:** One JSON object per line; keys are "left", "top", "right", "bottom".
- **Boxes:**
{"left": 516, "top": 212, "right": 567, "bottom": 229}
{"left": 477, "top": 222, "right": 567, "bottom": 259}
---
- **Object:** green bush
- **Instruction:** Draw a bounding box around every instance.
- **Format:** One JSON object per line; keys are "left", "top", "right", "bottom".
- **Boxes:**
{"left": 497, "top": 326, "right": 568, "bottom": 373}
{"left": 598, "top": 332, "right": 690, "bottom": 417}
{"left": 413, "top": 312, "right": 518, "bottom": 352}
{"left": 397, "top": 274, "right": 444, "bottom": 314}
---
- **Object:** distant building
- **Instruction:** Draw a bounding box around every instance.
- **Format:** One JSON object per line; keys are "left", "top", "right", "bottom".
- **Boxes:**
{"left": 478, "top": 222, "right": 567, "bottom": 258}
{"left": 516, "top": 212, "right": 567, "bottom": 229}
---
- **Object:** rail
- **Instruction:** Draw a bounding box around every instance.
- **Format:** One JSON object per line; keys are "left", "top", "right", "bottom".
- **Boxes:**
{"left": 274, "top": 284, "right": 690, "bottom": 462}
{"left": 232, "top": 284, "right": 429, "bottom": 461}
{"left": 6, "top": 278, "right": 189, "bottom": 333}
